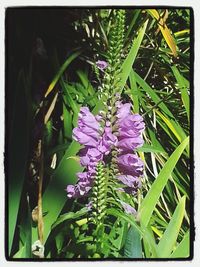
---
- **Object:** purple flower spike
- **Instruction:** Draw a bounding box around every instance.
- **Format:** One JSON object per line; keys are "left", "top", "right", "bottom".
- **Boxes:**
{"left": 66, "top": 101, "right": 145, "bottom": 200}
{"left": 96, "top": 60, "right": 108, "bottom": 71}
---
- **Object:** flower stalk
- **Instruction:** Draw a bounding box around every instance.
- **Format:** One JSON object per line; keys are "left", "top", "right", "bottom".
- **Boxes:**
{"left": 65, "top": 9, "right": 145, "bottom": 256}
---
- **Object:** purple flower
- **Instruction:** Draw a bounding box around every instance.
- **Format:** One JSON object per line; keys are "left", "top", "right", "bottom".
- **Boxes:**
{"left": 118, "top": 136, "right": 144, "bottom": 151}
{"left": 117, "top": 174, "right": 141, "bottom": 195}
{"left": 116, "top": 102, "right": 132, "bottom": 121}
{"left": 118, "top": 153, "right": 144, "bottom": 176}
{"left": 116, "top": 102, "right": 145, "bottom": 152}
{"left": 66, "top": 170, "right": 95, "bottom": 198}
{"left": 119, "top": 114, "right": 145, "bottom": 134}
{"left": 65, "top": 185, "right": 76, "bottom": 198}
{"left": 119, "top": 200, "right": 137, "bottom": 216}
{"left": 117, "top": 175, "right": 141, "bottom": 188}
{"left": 72, "top": 107, "right": 101, "bottom": 147}
{"left": 98, "top": 126, "right": 118, "bottom": 155}
{"left": 73, "top": 128, "right": 99, "bottom": 147}
{"left": 79, "top": 147, "right": 103, "bottom": 167}
{"left": 96, "top": 60, "right": 108, "bottom": 71}
{"left": 79, "top": 107, "right": 100, "bottom": 130}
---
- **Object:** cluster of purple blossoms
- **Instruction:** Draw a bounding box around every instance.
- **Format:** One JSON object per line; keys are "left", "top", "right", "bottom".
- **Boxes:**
{"left": 66, "top": 102, "right": 145, "bottom": 199}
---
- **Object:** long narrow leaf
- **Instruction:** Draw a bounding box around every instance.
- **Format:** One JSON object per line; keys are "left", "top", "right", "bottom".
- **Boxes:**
{"left": 45, "top": 51, "right": 81, "bottom": 98}
{"left": 139, "top": 136, "right": 189, "bottom": 227}
{"left": 157, "top": 196, "right": 186, "bottom": 257}
{"left": 170, "top": 231, "right": 190, "bottom": 258}
{"left": 120, "top": 20, "right": 148, "bottom": 89}
{"left": 124, "top": 226, "right": 142, "bottom": 258}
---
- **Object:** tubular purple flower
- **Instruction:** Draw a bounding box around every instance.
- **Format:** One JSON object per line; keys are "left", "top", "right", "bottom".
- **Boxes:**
{"left": 72, "top": 107, "right": 101, "bottom": 147}
{"left": 98, "top": 126, "right": 118, "bottom": 155}
{"left": 116, "top": 102, "right": 145, "bottom": 152}
{"left": 119, "top": 114, "right": 145, "bottom": 133}
{"left": 116, "top": 102, "right": 132, "bottom": 121}
{"left": 66, "top": 170, "right": 95, "bottom": 198}
{"left": 96, "top": 60, "right": 108, "bottom": 70}
{"left": 73, "top": 128, "right": 99, "bottom": 147}
{"left": 65, "top": 185, "right": 78, "bottom": 198}
{"left": 118, "top": 153, "right": 144, "bottom": 176}
{"left": 117, "top": 175, "right": 141, "bottom": 188}
{"left": 79, "top": 147, "right": 103, "bottom": 167}
{"left": 79, "top": 107, "right": 100, "bottom": 130}
{"left": 118, "top": 136, "right": 144, "bottom": 151}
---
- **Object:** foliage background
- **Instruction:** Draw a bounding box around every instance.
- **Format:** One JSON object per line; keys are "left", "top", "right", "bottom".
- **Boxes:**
{"left": 6, "top": 7, "right": 192, "bottom": 259}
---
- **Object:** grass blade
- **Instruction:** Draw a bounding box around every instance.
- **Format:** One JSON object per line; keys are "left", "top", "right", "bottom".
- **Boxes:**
{"left": 147, "top": 9, "right": 177, "bottom": 57}
{"left": 8, "top": 72, "right": 31, "bottom": 255}
{"left": 133, "top": 70, "right": 187, "bottom": 143}
{"left": 171, "top": 66, "right": 190, "bottom": 122}
{"left": 129, "top": 69, "right": 139, "bottom": 113}
{"left": 45, "top": 50, "right": 81, "bottom": 98}
{"left": 120, "top": 20, "right": 148, "bottom": 89}
{"left": 124, "top": 226, "right": 142, "bottom": 258}
{"left": 170, "top": 231, "right": 190, "bottom": 258}
{"left": 157, "top": 196, "right": 186, "bottom": 257}
{"left": 139, "top": 136, "right": 189, "bottom": 227}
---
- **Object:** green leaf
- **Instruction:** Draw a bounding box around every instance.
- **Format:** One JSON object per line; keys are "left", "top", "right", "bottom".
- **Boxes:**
{"left": 129, "top": 69, "right": 139, "bottom": 113}
{"left": 8, "top": 71, "right": 31, "bottom": 255}
{"left": 133, "top": 70, "right": 187, "bottom": 143}
{"left": 107, "top": 219, "right": 128, "bottom": 257}
{"left": 20, "top": 197, "right": 32, "bottom": 258}
{"left": 124, "top": 226, "right": 143, "bottom": 258}
{"left": 136, "top": 144, "right": 166, "bottom": 154}
{"left": 120, "top": 20, "right": 148, "bottom": 89}
{"left": 157, "top": 196, "right": 186, "bottom": 257}
{"left": 45, "top": 50, "right": 81, "bottom": 98}
{"left": 13, "top": 246, "right": 25, "bottom": 258}
{"left": 107, "top": 208, "right": 142, "bottom": 234}
{"left": 171, "top": 66, "right": 190, "bottom": 122}
{"left": 52, "top": 207, "right": 88, "bottom": 230}
{"left": 139, "top": 136, "right": 189, "bottom": 227}
{"left": 77, "top": 70, "right": 96, "bottom": 97}
{"left": 61, "top": 81, "right": 80, "bottom": 115}
{"left": 170, "top": 231, "right": 190, "bottom": 258}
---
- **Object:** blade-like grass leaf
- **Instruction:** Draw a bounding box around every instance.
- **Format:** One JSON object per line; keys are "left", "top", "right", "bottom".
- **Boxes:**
{"left": 8, "top": 72, "right": 31, "bottom": 255}
{"left": 170, "top": 231, "right": 190, "bottom": 258}
{"left": 157, "top": 196, "right": 186, "bottom": 257}
{"left": 124, "top": 226, "right": 142, "bottom": 258}
{"left": 171, "top": 66, "right": 190, "bottom": 122}
{"left": 147, "top": 9, "right": 177, "bottom": 57}
{"left": 139, "top": 136, "right": 189, "bottom": 227}
{"left": 133, "top": 71, "right": 187, "bottom": 144}
{"left": 119, "top": 20, "right": 148, "bottom": 89}
{"left": 45, "top": 51, "right": 81, "bottom": 98}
